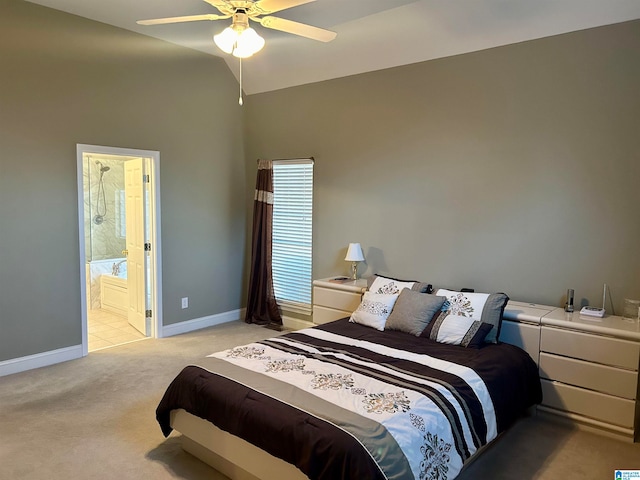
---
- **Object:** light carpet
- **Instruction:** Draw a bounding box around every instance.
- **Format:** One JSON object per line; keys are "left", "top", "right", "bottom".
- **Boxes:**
{"left": 1, "top": 320, "right": 638, "bottom": 479}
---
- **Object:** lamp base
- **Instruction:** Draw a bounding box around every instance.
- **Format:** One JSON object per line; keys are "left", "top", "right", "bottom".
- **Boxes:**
{"left": 351, "top": 262, "right": 358, "bottom": 280}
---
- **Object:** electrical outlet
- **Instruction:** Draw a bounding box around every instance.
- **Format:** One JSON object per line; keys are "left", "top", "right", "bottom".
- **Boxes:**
{"left": 181, "top": 297, "right": 188, "bottom": 309}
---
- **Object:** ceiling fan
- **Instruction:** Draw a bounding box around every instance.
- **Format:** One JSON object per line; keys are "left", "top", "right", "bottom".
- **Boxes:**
{"left": 137, "top": 0, "right": 337, "bottom": 56}
{"left": 139, "top": 0, "right": 336, "bottom": 105}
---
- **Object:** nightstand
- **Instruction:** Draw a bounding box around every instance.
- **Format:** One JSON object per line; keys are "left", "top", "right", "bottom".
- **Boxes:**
{"left": 312, "top": 277, "right": 368, "bottom": 325}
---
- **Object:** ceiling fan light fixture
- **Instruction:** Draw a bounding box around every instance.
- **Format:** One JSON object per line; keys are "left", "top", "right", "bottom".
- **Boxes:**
{"left": 232, "top": 27, "right": 265, "bottom": 58}
{"left": 213, "top": 9, "right": 265, "bottom": 59}
{"left": 213, "top": 26, "right": 238, "bottom": 54}
{"left": 214, "top": 25, "right": 265, "bottom": 58}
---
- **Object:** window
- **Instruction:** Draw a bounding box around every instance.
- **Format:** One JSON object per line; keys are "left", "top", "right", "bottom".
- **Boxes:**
{"left": 272, "top": 159, "right": 314, "bottom": 315}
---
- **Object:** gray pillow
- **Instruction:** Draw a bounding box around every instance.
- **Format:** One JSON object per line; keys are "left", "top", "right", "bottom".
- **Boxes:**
{"left": 385, "top": 289, "right": 446, "bottom": 336}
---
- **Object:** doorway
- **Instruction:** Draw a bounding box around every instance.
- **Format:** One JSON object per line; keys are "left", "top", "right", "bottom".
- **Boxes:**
{"left": 76, "top": 144, "right": 163, "bottom": 355}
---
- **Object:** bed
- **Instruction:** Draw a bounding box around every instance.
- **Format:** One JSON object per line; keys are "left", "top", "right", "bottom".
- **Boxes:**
{"left": 156, "top": 315, "right": 541, "bottom": 480}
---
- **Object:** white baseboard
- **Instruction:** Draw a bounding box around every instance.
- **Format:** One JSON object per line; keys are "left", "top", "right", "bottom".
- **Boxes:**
{"left": 0, "top": 345, "right": 84, "bottom": 378}
{"left": 161, "top": 309, "right": 242, "bottom": 337}
{"left": 0, "top": 308, "right": 263, "bottom": 377}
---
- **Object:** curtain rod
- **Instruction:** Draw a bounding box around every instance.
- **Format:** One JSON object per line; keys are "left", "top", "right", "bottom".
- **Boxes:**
{"left": 256, "top": 157, "right": 314, "bottom": 164}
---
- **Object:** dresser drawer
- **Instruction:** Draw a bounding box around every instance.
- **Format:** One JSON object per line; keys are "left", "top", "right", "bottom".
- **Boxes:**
{"left": 540, "top": 379, "right": 636, "bottom": 428}
{"left": 540, "top": 327, "right": 640, "bottom": 370}
{"left": 313, "top": 287, "right": 362, "bottom": 312}
{"left": 539, "top": 352, "right": 638, "bottom": 399}
{"left": 313, "top": 305, "right": 351, "bottom": 325}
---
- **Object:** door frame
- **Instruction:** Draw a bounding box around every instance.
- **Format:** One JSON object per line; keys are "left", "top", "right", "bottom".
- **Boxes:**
{"left": 76, "top": 144, "right": 163, "bottom": 356}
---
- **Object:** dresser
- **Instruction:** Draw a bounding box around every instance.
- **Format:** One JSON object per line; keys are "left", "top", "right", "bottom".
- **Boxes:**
{"left": 312, "top": 277, "right": 368, "bottom": 325}
{"left": 537, "top": 309, "right": 640, "bottom": 441}
{"left": 501, "top": 302, "right": 640, "bottom": 441}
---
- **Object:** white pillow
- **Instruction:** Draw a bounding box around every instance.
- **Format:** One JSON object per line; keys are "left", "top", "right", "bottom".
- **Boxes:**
{"left": 435, "top": 289, "right": 490, "bottom": 319}
{"left": 435, "top": 288, "right": 508, "bottom": 343}
{"left": 369, "top": 276, "right": 415, "bottom": 295}
{"left": 428, "top": 314, "right": 492, "bottom": 347}
{"left": 349, "top": 292, "right": 399, "bottom": 331}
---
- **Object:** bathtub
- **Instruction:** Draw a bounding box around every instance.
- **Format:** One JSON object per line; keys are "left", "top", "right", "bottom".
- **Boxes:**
{"left": 101, "top": 274, "right": 128, "bottom": 317}
{"left": 87, "top": 257, "right": 127, "bottom": 310}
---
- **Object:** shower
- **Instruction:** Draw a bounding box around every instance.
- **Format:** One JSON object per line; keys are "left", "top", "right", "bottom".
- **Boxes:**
{"left": 93, "top": 160, "right": 110, "bottom": 225}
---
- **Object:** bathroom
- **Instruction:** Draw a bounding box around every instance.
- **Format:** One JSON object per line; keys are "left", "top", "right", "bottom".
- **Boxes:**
{"left": 82, "top": 154, "right": 147, "bottom": 351}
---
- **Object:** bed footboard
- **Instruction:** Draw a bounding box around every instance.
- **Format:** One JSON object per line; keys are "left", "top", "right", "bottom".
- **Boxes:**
{"left": 170, "top": 409, "right": 308, "bottom": 480}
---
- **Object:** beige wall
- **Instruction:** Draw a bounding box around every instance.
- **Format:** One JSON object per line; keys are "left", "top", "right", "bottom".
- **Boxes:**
{"left": 244, "top": 20, "right": 640, "bottom": 312}
{"left": 0, "top": 0, "right": 246, "bottom": 361}
{"left": 1, "top": 0, "right": 638, "bottom": 365}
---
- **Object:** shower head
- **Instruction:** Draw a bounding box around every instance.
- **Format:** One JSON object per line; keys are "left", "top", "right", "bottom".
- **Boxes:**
{"left": 95, "top": 160, "right": 110, "bottom": 173}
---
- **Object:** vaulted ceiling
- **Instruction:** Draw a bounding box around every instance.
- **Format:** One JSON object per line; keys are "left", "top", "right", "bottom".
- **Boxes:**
{"left": 24, "top": 0, "right": 640, "bottom": 94}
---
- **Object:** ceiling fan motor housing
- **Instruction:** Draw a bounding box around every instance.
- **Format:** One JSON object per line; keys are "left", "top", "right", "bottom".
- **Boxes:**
{"left": 232, "top": 10, "right": 250, "bottom": 31}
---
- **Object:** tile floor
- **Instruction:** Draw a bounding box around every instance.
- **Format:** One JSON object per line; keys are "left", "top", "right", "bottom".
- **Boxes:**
{"left": 88, "top": 308, "right": 147, "bottom": 352}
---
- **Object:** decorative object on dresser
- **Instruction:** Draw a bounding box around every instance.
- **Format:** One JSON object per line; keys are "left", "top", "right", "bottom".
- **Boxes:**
{"left": 344, "top": 243, "right": 365, "bottom": 280}
{"left": 565, "top": 288, "right": 574, "bottom": 312}
{"left": 312, "top": 277, "right": 367, "bottom": 325}
{"left": 623, "top": 298, "right": 640, "bottom": 321}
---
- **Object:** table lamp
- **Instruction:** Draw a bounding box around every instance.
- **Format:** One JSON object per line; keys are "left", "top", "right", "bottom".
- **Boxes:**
{"left": 344, "top": 243, "right": 365, "bottom": 280}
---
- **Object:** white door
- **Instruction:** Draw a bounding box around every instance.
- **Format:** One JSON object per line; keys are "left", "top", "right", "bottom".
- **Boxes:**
{"left": 125, "top": 158, "right": 147, "bottom": 335}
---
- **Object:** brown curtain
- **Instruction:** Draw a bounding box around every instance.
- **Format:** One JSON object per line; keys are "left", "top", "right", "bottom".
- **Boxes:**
{"left": 245, "top": 159, "right": 282, "bottom": 325}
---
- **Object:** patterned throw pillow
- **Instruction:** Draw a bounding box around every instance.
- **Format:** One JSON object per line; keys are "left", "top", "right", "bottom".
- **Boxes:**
{"left": 369, "top": 275, "right": 432, "bottom": 294}
{"left": 349, "top": 292, "right": 399, "bottom": 331}
{"left": 427, "top": 313, "right": 494, "bottom": 348}
{"left": 434, "top": 289, "right": 509, "bottom": 343}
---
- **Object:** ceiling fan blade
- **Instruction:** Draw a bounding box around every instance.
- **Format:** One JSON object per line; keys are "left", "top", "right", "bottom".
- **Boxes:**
{"left": 201, "top": 0, "right": 235, "bottom": 16}
{"left": 254, "top": 0, "right": 316, "bottom": 15}
{"left": 259, "top": 16, "right": 336, "bottom": 42}
{"left": 137, "top": 14, "right": 228, "bottom": 26}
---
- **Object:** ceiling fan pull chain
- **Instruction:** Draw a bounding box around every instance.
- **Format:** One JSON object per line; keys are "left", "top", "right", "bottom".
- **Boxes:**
{"left": 239, "top": 57, "right": 244, "bottom": 106}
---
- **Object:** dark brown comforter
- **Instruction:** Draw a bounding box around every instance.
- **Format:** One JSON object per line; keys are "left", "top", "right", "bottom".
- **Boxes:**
{"left": 157, "top": 319, "right": 541, "bottom": 480}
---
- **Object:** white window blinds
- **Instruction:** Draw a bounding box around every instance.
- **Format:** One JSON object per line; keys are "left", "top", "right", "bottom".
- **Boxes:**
{"left": 272, "top": 159, "right": 314, "bottom": 315}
